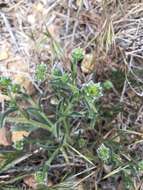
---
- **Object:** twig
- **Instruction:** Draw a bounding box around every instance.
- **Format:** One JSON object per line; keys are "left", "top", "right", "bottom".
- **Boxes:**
{"left": 0, "top": 12, "right": 20, "bottom": 53}
{"left": 50, "top": 163, "right": 85, "bottom": 169}
{"left": 65, "top": 0, "right": 72, "bottom": 35}
{"left": 46, "top": 0, "right": 62, "bottom": 14}
{"left": 71, "top": 0, "right": 83, "bottom": 44}
{"left": 74, "top": 171, "right": 95, "bottom": 187}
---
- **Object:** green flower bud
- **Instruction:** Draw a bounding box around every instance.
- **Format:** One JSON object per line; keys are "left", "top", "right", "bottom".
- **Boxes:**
{"left": 71, "top": 48, "right": 84, "bottom": 63}
{"left": 97, "top": 144, "right": 110, "bottom": 162}
{"left": 103, "top": 80, "right": 113, "bottom": 90}
{"left": 82, "top": 81, "right": 103, "bottom": 101}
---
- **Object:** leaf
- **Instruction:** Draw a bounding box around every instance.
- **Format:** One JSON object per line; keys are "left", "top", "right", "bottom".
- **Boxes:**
{"left": 81, "top": 54, "right": 95, "bottom": 74}
{"left": 13, "top": 75, "right": 35, "bottom": 96}
{"left": 0, "top": 50, "right": 8, "bottom": 61}
{"left": 26, "top": 107, "right": 50, "bottom": 125}
{"left": 12, "top": 131, "right": 29, "bottom": 143}
{"left": 6, "top": 56, "right": 35, "bottom": 95}
{"left": 23, "top": 175, "right": 37, "bottom": 189}
{"left": 0, "top": 127, "right": 12, "bottom": 146}
{"left": 0, "top": 152, "right": 32, "bottom": 173}
{"left": 0, "top": 107, "right": 18, "bottom": 128}
{"left": 0, "top": 93, "right": 10, "bottom": 103}
{"left": 7, "top": 56, "right": 28, "bottom": 72}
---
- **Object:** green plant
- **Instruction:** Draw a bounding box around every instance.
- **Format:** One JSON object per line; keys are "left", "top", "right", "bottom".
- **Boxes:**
{"left": 35, "top": 170, "right": 47, "bottom": 184}
{"left": 0, "top": 50, "right": 104, "bottom": 186}
{"left": 123, "top": 169, "right": 134, "bottom": 190}
{"left": 97, "top": 144, "right": 111, "bottom": 163}
{"left": 71, "top": 48, "right": 84, "bottom": 82}
{"left": 71, "top": 48, "right": 84, "bottom": 63}
{"left": 0, "top": 76, "right": 21, "bottom": 94}
{"left": 82, "top": 81, "right": 103, "bottom": 102}
{"left": 0, "top": 48, "right": 139, "bottom": 190}
{"left": 137, "top": 160, "right": 143, "bottom": 171}
{"left": 0, "top": 76, "right": 11, "bottom": 87}
{"left": 103, "top": 80, "right": 113, "bottom": 90}
{"left": 35, "top": 63, "right": 47, "bottom": 82}
{"left": 13, "top": 140, "right": 24, "bottom": 150}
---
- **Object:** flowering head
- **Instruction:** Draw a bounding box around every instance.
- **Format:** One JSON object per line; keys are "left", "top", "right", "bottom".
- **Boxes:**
{"left": 97, "top": 144, "right": 111, "bottom": 163}
{"left": 82, "top": 81, "right": 103, "bottom": 101}
{"left": 71, "top": 48, "right": 84, "bottom": 63}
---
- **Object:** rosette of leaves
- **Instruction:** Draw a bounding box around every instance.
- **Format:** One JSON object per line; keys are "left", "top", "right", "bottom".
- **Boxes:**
{"left": 82, "top": 81, "right": 103, "bottom": 102}
{"left": 97, "top": 144, "right": 111, "bottom": 163}
{"left": 81, "top": 81, "right": 103, "bottom": 121}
